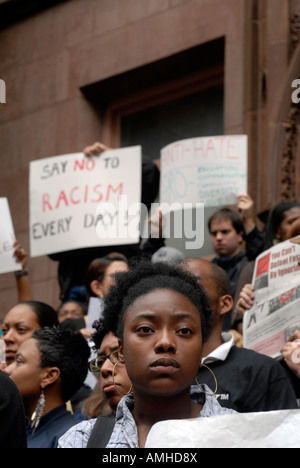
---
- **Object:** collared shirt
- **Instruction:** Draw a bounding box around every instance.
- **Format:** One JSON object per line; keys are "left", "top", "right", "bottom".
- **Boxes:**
{"left": 58, "top": 385, "right": 235, "bottom": 448}
{"left": 202, "top": 332, "right": 234, "bottom": 365}
{"left": 198, "top": 336, "right": 299, "bottom": 413}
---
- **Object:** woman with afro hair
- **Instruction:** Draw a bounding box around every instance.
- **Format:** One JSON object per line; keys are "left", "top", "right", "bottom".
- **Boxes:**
{"left": 59, "top": 261, "right": 235, "bottom": 448}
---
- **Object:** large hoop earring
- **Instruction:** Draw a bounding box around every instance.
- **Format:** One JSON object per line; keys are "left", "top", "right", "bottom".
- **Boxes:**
{"left": 195, "top": 364, "right": 218, "bottom": 396}
{"left": 112, "top": 361, "right": 133, "bottom": 396}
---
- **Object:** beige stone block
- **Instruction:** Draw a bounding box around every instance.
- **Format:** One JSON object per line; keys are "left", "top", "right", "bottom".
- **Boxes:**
{"left": 55, "top": 97, "right": 103, "bottom": 154}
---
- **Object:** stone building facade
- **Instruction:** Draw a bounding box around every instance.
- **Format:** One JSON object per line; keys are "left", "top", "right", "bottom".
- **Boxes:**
{"left": 0, "top": 0, "right": 299, "bottom": 316}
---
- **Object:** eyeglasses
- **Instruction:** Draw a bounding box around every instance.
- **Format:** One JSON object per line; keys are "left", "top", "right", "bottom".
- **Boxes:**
{"left": 88, "top": 349, "right": 119, "bottom": 372}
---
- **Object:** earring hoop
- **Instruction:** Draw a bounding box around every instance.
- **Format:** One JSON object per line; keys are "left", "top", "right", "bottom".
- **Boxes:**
{"left": 195, "top": 364, "right": 218, "bottom": 396}
{"left": 112, "top": 361, "right": 133, "bottom": 396}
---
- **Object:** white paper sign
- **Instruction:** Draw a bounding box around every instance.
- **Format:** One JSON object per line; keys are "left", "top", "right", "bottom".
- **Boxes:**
{"left": 145, "top": 410, "right": 300, "bottom": 448}
{"left": 29, "top": 147, "right": 142, "bottom": 257}
{"left": 0, "top": 198, "right": 21, "bottom": 274}
{"left": 160, "top": 135, "right": 248, "bottom": 207}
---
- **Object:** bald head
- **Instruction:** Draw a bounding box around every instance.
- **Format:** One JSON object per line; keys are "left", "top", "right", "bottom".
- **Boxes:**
{"left": 178, "top": 258, "right": 230, "bottom": 308}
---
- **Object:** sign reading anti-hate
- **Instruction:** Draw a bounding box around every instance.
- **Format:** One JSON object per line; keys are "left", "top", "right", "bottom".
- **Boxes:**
{"left": 160, "top": 135, "right": 248, "bottom": 206}
{"left": 0, "top": 197, "right": 22, "bottom": 274}
{"left": 29, "top": 147, "right": 142, "bottom": 257}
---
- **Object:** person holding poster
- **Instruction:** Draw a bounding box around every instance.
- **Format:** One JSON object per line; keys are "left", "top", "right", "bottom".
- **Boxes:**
{"left": 49, "top": 142, "right": 161, "bottom": 303}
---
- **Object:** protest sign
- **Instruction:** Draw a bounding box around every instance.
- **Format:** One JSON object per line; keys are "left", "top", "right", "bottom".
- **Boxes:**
{"left": 243, "top": 236, "right": 300, "bottom": 358}
{"left": 160, "top": 135, "right": 248, "bottom": 207}
{"left": 145, "top": 409, "right": 300, "bottom": 448}
{"left": 0, "top": 198, "right": 21, "bottom": 274}
{"left": 29, "top": 147, "right": 142, "bottom": 257}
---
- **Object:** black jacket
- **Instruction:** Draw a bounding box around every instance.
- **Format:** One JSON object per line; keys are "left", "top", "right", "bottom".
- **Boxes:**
{"left": 0, "top": 371, "right": 27, "bottom": 448}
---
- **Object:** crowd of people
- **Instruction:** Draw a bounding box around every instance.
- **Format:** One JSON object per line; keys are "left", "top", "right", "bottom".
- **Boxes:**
{"left": 1, "top": 142, "right": 300, "bottom": 448}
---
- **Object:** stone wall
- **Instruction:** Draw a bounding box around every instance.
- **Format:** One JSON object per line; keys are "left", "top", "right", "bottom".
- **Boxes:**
{"left": 0, "top": 0, "right": 298, "bottom": 317}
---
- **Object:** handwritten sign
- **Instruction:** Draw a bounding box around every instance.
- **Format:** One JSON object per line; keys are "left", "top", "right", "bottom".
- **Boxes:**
{"left": 29, "top": 147, "right": 142, "bottom": 257}
{"left": 160, "top": 135, "right": 248, "bottom": 206}
{"left": 0, "top": 198, "right": 21, "bottom": 274}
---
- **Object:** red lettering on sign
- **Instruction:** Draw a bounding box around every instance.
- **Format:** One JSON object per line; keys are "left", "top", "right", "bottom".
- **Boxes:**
{"left": 73, "top": 158, "right": 95, "bottom": 172}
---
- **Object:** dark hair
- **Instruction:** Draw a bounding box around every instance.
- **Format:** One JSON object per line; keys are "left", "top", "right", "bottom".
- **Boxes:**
{"left": 85, "top": 253, "right": 128, "bottom": 297}
{"left": 264, "top": 202, "right": 300, "bottom": 249}
{"left": 96, "top": 261, "right": 213, "bottom": 345}
{"left": 32, "top": 327, "right": 90, "bottom": 402}
{"left": 208, "top": 208, "right": 244, "bottom": 234}
{"left": 18, "top": 301, "right": 59, "bottom": 328}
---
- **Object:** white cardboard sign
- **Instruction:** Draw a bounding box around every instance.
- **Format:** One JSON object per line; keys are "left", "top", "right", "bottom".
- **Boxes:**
{"left": 29, "top": 147, "right": 142, "bottom": 257}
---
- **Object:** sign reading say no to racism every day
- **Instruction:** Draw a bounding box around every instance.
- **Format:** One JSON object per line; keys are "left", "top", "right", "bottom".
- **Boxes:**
{"left": 160, "top": 135, "right": 248, "bottom": 207}
{"left": 29, "top": 147, "right": 141, "bottom": 257}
